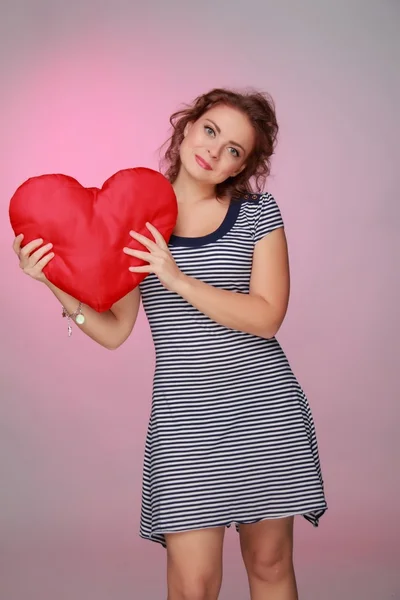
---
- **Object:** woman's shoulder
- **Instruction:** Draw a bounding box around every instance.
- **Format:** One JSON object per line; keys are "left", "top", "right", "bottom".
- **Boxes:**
{"left": 233, "top": 191, "right": 284, "bottom": 240}
{"left": 234, "top": 191, "right": 281, "bottom": 219}
{"left": 235, "top": 190, "right": 276, "bottom": 205}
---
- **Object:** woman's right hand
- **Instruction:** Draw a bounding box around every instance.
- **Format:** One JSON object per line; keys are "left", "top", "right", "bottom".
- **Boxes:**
{"left": 12, "top": 234, "right": 55, "bottom": 283}
{"left": 12, "top": 233, "right": 140, "bottom": 349}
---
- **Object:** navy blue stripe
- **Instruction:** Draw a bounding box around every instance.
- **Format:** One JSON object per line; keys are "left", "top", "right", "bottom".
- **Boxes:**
{"left": 139, "top": 193, "right": 327, "bottom": 549}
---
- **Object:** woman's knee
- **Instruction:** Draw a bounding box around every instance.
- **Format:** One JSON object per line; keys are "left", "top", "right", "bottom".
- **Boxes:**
{"left": 239, "top": 517, "right": 295, "bottom": 584}
{"left": 168, "top": 574, "right": 220, "bottom": 600}
{"left": 165, "top": 527, "right": 224, "bottom": 600}
{"left": 246, "top": 546, "right": 294, "bottom": 584}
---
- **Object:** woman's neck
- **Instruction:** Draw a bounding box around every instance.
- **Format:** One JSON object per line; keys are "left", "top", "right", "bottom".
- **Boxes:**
{"left": 172, "top": 168, "right": 217, "bottom": 205}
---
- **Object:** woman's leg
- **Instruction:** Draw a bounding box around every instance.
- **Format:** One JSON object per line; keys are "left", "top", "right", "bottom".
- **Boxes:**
{"left": 165, "top": 526, "right": 225, "bottom": 600}
{"left": 239, "top": 516, "right": 298, "bottom": 600}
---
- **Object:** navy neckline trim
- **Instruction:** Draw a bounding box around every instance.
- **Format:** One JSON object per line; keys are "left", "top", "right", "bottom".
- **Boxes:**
{"left": 169, "top": 198, "right": 243, "bottom": 247}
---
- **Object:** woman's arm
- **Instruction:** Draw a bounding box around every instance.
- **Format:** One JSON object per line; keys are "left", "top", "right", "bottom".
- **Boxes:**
{"left": 126, "top": 223, "right": 290, "bottom": 339}
{"left": 174, "top": 227, "right": 290, "bottom": 338}
{"left": 45, "top": 282, "right": 141, "bottom": 349}
{"left": 14, "top": 235, "right": 140, "bottom": 350}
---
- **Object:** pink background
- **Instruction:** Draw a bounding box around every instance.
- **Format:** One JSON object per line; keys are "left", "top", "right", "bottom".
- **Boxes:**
{"left": 1, "top": 1, "right": 399, "bottom": 598}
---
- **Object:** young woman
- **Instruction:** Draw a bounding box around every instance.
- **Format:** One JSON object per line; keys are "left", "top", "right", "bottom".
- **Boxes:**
{"left": 13, "top": 88, "right": 327, "bottom": 600}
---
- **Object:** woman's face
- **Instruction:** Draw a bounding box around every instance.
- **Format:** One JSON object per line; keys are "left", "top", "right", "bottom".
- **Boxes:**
{"left": 179, "top": 104, "right": 255, "bottom": 186}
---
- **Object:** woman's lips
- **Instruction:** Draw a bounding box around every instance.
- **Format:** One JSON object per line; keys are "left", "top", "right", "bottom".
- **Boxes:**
{"left": 195, "top": 155, "right": 213, "bottom": 170}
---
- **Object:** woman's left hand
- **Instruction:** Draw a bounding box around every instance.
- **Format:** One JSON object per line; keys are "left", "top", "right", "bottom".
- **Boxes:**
{"left": 123, "top": 222, "right": 185, "bottom": 293}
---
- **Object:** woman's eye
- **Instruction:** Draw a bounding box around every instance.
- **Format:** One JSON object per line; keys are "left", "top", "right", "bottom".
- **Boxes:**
{"left": 229, "top": 147, "right": 240, "bottom": 157}
{"left": 204, "top": 125, "right": 215, "bottom": 136}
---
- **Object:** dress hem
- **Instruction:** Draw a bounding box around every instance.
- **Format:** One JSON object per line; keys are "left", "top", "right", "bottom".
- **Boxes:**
{"left": 140, "top": 506, "right": 328, "bottom": 549}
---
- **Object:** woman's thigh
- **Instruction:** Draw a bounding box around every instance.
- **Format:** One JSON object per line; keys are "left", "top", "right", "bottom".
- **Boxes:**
{"left": 165, "top": 526, "right": 225, "bottom": 599}
{"left": 239, "top": 516, "right": 295, "bottom": 578}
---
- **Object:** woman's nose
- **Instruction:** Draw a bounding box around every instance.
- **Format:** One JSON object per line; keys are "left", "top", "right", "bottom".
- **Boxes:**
{"left": 207, "top": 143, "right": 221, "bottom": 159}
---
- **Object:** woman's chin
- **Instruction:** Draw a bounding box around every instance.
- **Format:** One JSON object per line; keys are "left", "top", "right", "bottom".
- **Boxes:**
{"left": 181, "top": 162, "right": 216, "bottom": 185}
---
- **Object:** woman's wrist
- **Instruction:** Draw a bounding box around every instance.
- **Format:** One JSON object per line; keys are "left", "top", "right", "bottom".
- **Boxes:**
{"left": 173, "top": 273, "right": 193, "bottom": 296}
{"left": 41, "top": 275, "right": 53, "bottom": 287}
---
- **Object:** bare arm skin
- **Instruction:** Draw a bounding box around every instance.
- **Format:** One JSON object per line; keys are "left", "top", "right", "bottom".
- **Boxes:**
{"left": 46, "top": 282, "right": 140, "bottom": 349}
{"left": 174, "top": 228, "right": 290, "bottom": 338}
{"left": 13, "top": 235, "right": 140, "bottom": 349}
{"left": 127, "top": 223, "right": 290, "bottom": 339}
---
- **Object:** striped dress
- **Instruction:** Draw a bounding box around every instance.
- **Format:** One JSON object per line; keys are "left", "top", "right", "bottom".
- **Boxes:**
{"left": 139, "top": 192, "right": 327, "bottom": 548}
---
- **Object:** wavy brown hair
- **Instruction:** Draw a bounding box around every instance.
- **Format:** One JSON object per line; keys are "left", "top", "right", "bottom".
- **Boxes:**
{"left": 160, "top": 88, "right": 279, "bottom": 199}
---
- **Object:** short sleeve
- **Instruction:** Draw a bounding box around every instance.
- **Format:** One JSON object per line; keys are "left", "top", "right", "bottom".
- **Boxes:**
{"left": 253, "top": 193, "right": 284, "bottom": 243}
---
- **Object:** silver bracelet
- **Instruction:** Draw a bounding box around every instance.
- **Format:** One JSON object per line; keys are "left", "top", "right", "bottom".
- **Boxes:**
{"left": 61, "top": 302, "right": 85, "bottom": 337}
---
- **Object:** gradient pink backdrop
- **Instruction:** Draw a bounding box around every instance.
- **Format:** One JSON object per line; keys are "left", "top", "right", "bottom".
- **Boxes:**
{"left": 1, "top": 1, "right": 399, "bottom": 598}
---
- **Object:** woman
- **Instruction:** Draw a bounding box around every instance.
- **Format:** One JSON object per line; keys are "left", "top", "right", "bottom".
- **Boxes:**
{"left": 13, "top": 88, "right": 327, "bottom": 600}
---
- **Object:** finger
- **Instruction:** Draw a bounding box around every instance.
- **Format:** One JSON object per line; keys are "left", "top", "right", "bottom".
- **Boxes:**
{"left": 28, "top": 243, "right": 53, "bottom": 266}
{"left": 20, "top": 238, "right": 45, "bottom": 258}
{"left": 12, "top": 234, "right": 24, "bottom": 254}
{"left": 146, "top": 222, "right": 168, "bottom": 248}
{"left": 30, "top": 252, "right": 55, "bottom": 273}
{"left": 129, "top": 230, "right": 158, "bottom": 252}
{"left": 123, "top": 247, "right": 154, "bottom": 262}
{"left": 128, "top": 265, "right": 153, "bottom": 273}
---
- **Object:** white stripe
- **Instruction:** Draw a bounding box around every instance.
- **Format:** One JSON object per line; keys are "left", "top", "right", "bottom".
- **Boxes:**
{"left": 138, "top": 193, "right": 327, "bottom": 548}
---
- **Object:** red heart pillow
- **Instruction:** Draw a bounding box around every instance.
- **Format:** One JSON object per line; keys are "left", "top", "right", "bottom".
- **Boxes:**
{"left": 9, "top": 167, "right": 178, "bottom": 312}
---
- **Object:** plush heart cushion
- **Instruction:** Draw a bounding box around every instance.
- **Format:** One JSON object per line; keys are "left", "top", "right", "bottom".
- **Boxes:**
{"left": 9, "top": 167, "right": 178, "bottom": 312}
